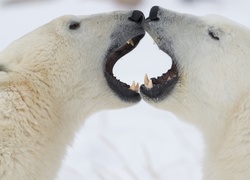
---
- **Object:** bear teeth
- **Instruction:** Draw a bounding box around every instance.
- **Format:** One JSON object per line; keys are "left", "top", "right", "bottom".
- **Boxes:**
{"left": 129, "top": 81, "right": 139, "bottom": 92}
{"left": 126, "top": 39, "right": 135, "bottom": 46}
{"left": 144, "top": 74, "right": 149, "bottom": 85}
{"left": 144, "top": 72, "right": 177, "bottom": 89}
{"left": 144, "top": 74, "right": 154, "bottom": 89}
{"left": 146, "top": 80, "right": 153, "bottom": 89}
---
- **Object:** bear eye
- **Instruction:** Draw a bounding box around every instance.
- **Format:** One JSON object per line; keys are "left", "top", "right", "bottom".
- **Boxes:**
{"left": 69, "top": 22, "right": 80, "bottom": 30}
{"left": 208, "top": 30, "right": 220, "bottom": 40}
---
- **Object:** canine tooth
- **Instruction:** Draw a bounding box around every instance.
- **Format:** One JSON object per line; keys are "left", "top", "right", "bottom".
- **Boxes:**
{"left": 167, "top": 76, "right": 172, "bottom": 81}
{"left": 144, "top": 74, "right": 149, "bottom": 86}
{"left": 129, "top": 81, "right": 136, "bottom": 91}
{"left": 129, "top": 81, "right": 139, "bottom": 92}
{"left": 127, "top": 39, "right": 134, "bottom": 46}
{"left": 145, "top": 80, "right": 153, "bottom": 89}
{"left": 149, "top": 80, "right": 153, "bottom": 88}
{"left": 130, "top": 39, "right": 135, "bottom": 46}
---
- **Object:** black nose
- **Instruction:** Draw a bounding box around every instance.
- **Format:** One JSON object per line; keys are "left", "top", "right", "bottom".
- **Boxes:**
{"left": 147, "top": 6, "right": 159, "bottom": 21}
{"left": 128, "top": 10, "right": 145, "bottom": 24}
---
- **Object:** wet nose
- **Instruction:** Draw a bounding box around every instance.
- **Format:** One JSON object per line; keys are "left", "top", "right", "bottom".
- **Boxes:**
{"left": 128, "top": 10, "right": 145, "bottom": 24}
{"left": 147, "top": 6, "right": 159, "bottom": 21}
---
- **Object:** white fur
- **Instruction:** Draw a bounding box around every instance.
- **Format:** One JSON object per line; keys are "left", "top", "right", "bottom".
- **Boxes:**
{"left": 0, "top": 12, "right": 140, "bottom": 180}
{"left": 143, "top": 8, "right": 250, "bottom": 180}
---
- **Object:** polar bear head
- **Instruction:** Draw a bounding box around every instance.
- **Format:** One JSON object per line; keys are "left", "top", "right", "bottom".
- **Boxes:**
{"left": 141, "top": 7, "right": 250, "bottom": 130}
{"left": 0, "top": 11, "right": 145, "bottom": 117}
{"left": 0, "top": 11, "right": 145, "bottom": 180}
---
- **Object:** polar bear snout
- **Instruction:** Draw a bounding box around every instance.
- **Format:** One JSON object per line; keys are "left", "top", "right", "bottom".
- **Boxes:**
{"left": 146, "top": 6, "right": 160, "bottom": 21}
{"left": 140, "top": 6, "right": 179, "bottom": 102}
{"left": 128, "top": 10, "right": 145, "bottom": 24}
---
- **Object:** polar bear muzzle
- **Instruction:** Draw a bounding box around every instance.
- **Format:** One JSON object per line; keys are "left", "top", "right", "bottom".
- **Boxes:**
{"left": 140, "top": 6, "right": 179, "bottom": 101}
{"left": 104, "top": 10, "right": 145, "bottom": 103}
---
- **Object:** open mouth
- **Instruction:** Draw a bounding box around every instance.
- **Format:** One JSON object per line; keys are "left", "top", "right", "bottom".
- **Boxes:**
{"left": 104, "top": 33, "right": 145, "bottom": 102}
{"left": 139, "top": 6, "right": 179, "bottom": 101}
{"left": 140, "top": 55, "right": 179, "bottom": 101}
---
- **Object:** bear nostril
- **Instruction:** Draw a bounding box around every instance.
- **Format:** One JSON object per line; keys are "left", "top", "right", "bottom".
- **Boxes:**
{"left": 128, "top": 10, "right": 145, "bottom": 24}
{"left": 146, "top": 6, "right": 160, "bottom": 21}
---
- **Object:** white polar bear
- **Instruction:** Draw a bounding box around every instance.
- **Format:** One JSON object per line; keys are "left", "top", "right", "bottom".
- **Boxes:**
{"left": 140, "top": 6, "right": 250, "bottom": 180}
{"left": 0, "top": 11, "right": 145, "bottom": 180}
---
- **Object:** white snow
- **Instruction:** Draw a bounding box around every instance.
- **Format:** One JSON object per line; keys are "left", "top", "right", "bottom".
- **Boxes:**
{"left": 0, "top": 0, "right": 249, "bottom": 179}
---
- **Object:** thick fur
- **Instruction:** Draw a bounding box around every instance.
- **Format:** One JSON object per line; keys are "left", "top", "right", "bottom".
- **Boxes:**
{"left": 142, "top": 8, "right": 250, "bottom": 180}
{"left": 0, "top": 12, "right": 142, "bottom": 180}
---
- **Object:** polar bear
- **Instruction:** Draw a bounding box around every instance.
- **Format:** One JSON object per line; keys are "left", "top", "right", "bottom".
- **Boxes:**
{"left": 140, "top": 6, "right": 250, "bottom": 180}
{"left": 0, "top": 11, "right": 144, "bottom": 180}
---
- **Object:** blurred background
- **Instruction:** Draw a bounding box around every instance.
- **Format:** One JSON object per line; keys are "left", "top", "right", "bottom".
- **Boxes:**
{"left": 0, "top": 0, "right": 249, "bottom": 179}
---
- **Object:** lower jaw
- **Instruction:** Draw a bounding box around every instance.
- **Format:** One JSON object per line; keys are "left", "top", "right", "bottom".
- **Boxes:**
{"left": 104, "top": 72, "right": 141, "bottom": 103}
{"left": 140, "top": 76, "right": 179, "bottom": 102}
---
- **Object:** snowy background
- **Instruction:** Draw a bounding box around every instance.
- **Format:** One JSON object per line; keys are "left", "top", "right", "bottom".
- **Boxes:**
{"left": 0, "top": 0, "right": 250, "bottom": 179}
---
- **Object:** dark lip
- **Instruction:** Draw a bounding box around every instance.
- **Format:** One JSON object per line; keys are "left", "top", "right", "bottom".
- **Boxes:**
{"left": 140, "top": 61, "right": 179, "bottom": 101}
{"left": 104, "top": 33, "right": 145, "bottom": 103}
